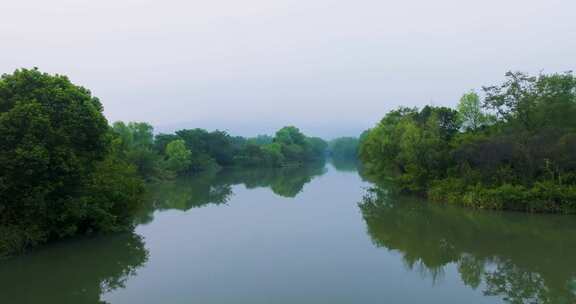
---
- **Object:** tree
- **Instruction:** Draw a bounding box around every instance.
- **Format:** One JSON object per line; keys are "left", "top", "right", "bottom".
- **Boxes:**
{"left": 360, "top": 71, "right": 576, "bottom": 213}
{"left": 0, "top": 68, "right": 143, "bottom": 256}
{"left": 261, "top": 143, "right": 285, "bottom": 166}
{"left": 480, "top": 71, "right": 569, "bottom": 133}
{"left": 173, "top": 128, "right": 238, "bottom": 170}
{"left": 248, "top": 135, "right": 273, "bottom": 145}
{"left": 305, "top": 137, "right": 328, "bottom": 160}
{"left": 329, "top": 137, "right": 360, "bottom": 159}
{"left": 164, "top": 139, "right": 192, "bottom": 175}
{"left": 457, "top": 91, "right": 491, "bottom": 131}
{"left": 359, "top": 106, "right": 458, "bottom": 191}
{"left": 111, "top": 121, "right": 158, "bottom": 178}
{"left": 154, "top": 133, "right": 180, "bottom": 153}
{"left": 272, "top": 126, "right": 324, "bottom": 163}
{"left": 274, "top": 126, "right": 306, "bottom": 146}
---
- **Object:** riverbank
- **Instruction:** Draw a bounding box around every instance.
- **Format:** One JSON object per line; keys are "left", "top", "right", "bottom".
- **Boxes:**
{"left": 359, "top": 71, "right": 576, "bottom": 213}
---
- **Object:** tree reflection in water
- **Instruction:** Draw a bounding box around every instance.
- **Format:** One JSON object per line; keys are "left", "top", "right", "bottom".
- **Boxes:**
{"left": 359, "top": 187, "right": 576, "bottom": 304}
{"left": 330, "top": 157, "right": 359, "bottom": 172}
{"left": 0, "top": 163, "right": 329, "bottom": 303}
{"left": 0, "top": 233, "right": 148, "bottom": 304}
{"left": 137, "top": 161, "right": 327, "bottom": 223}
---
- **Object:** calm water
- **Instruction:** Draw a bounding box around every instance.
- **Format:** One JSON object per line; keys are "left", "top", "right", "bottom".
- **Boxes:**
{"left": 1, "top": 160, "right": 575, "bottom": 304}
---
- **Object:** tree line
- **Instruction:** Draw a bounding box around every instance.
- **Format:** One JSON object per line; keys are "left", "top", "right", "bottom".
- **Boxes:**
{"left": 360, "top": 71, "right": 576, "bottom": 213}
{"left": 111, "top": 122, "right": 328, "bottom": 180}
{"left": 328, "top": 136, "right": 361, "bottom": 159}
{"left": 0, "top": 68, "right": 330, "bottom": 258}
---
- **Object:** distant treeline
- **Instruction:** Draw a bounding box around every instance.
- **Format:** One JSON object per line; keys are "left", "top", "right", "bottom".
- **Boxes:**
{"left": 360, "top": 71, "right": 576, "bottom": 213}
{"left": 110, "top": 123, "right": 328, "bottom": 180}
{"left": 0, "top": 68, "right": 339, "bottom": 258}
{"left": 328, "top": 136, "right": 362, "bottom": 159}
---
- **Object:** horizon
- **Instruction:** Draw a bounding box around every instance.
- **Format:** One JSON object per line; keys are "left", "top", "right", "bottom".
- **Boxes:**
{"left": 152, "top": 120, "right": 369, "bottom": 139}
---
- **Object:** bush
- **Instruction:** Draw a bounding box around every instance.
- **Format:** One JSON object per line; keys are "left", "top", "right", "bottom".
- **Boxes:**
{"left": 528, "top": 182, "right": 576, "bottom": 213}
{"left": 428, "top": 178, "right": 466, "bottom": 205}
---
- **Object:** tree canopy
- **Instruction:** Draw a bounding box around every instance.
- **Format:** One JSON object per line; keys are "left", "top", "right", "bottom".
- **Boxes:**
{"left": 329, "top": 137, "right": 360, "bottom": 159}
{"left": 0, "top": 68, "right": 144, "bottom": 257}
{"left": 360, "top": 71, "right": 576, "bottom": 213}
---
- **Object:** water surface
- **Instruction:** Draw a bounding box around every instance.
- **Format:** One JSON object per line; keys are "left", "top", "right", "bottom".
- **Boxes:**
{"left": 1, "top": 161, "right": 575, "bottom": 304}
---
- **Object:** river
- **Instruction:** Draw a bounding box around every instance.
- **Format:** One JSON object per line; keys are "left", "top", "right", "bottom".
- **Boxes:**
{"left": 1, "top": 160, "right": 575, "bottom": 304}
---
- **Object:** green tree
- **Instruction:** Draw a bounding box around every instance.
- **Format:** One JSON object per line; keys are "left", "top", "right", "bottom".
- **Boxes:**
{"left": 0, "top": 68, "right": 143, "bottom": 256}
{"left": 305, "top": 137, "right": 328, "bottom": 160}
{"left": 481, "top": 71, "right": 576, "bottom": 132}
{"left": 329, "top": 137, "right": 360, "bottom": 159}
{"left": 360, "top": 106, "right": 460, "bottom": 191}
{"left": 261, "top": 143, "right": 285, "bottom": 166}
{"left": 360, "top": 71, "right": 576, "bottom": 213}
{"left": 154, "top": 133, "right": 180, "bottom": 153}
{"left": 175, "top": 129, "right": 238, "bottom": 168}
{"left": 272, "top": 126, "right": 323, "bottom": 163}
{"left": 248, "top": 134, "right": 274, "bottom": 145}
{"left": 111, "top": 121, "right": 159, "bottom": 179}
{"left": 164, "top": 139, "right": 192, "bottom": 175}
{"left": 274, "top": 126, "right": 306, "bottom": 146}
{"left": 457, "top": 91, "right": 491, "bottom": 131}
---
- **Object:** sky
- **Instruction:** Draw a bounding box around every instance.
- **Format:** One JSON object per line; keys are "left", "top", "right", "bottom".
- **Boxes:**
{"left": 2, "top": 0, "right": 575, "bottom": 138}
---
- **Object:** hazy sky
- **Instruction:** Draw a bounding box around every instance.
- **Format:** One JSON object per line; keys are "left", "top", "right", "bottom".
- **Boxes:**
{"left": 2, "top": 0, "right": 575, "bottom": 138}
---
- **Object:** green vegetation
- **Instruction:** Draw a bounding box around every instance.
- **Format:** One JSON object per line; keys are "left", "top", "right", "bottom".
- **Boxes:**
{"left": 360, "top": 71, "right": 576, "bottom": 213}
{"left": 0, "top": 68, "right": 144, "bottom": 258}
{"left": 0, "top": 68, "right": 329, "bottom": 258}
{"left": 111, "top": 121, "right": 160, "bottom": 179}
{"left": 327, "top": 137, "right": 361, "bottom": 171}
{"left": 145, "top": 125, "right": 327, "bottom": 176}
{"left": 328, "top": 137, "right": 360, "bottom": 159}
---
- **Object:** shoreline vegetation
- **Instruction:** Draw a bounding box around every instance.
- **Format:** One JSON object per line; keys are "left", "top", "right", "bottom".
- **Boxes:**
{"left": 2, "top": 67, "right": 575, "bottom": 259}
{"left": 110, "top": 122, "right": 328, "bottom": 180}
{"left": 0, "top": 68, "right": 358, "bottom": 258}
{"left": 359, "top": 71, "right": 576, "bottom": 213}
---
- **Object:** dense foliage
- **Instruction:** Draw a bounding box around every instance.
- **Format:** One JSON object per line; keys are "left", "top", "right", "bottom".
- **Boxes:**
{"left": 360, "top": 71, "right": 576, "bottom": 213}
{"left": 328, "top": 137, "right": 360, "bottom": 159}
{"left": 0, "top": 69, "right": 329, "bottom": 257}
{"left": 119, "top": 125, "right": 329, "bottom": 178}
{"left": 0, "top": 69, "right": 145, "bottom": 257}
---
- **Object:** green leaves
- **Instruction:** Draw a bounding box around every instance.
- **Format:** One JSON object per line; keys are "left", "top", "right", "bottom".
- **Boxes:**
{"left": 164, "top": 139, "right": 192, "bottom": 174}
{"left": 329, "top": 137, "right": 359, "bottom": 159}
{"left": 360, "top": 106, "right": 460, "bottom": 191}
{"left": 457, "top": 91, "right": 492, "bottom": 131}
{"left": 0, "top": 69, "right": 144, "bottom": 257}
{"left": 360, "top": 71, "right": 576, "bottom": 213}
{"left": 483, "top": 71, "right": 576, "bottom": 133}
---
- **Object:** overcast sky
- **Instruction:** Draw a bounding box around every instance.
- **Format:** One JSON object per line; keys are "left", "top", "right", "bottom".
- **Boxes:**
{"left": 2, "top": 0, "right": 575, "bottom": 138}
